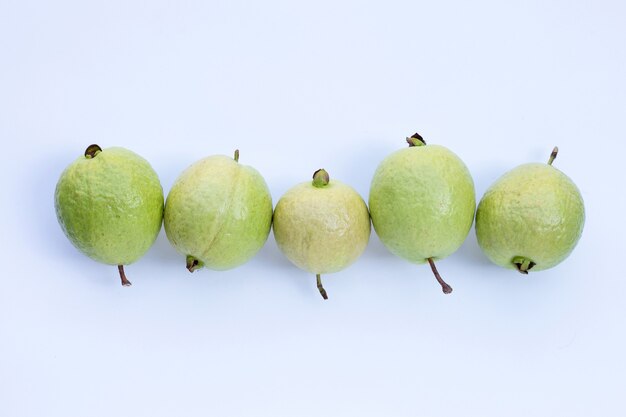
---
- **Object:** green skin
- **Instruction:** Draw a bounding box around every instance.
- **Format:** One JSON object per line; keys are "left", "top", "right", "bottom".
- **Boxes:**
{"left": 368, "top": 139, "right": 476, "bottom": 293}
{"left": 475, "top": 153, "right": 585, "bottom": 273}
{"left": 164, "top": 153, "right": 273, "bottom": 271}
{"left": 273, "top": 169, "right": 371, "bottom": 299}
{"left": 55, "top": 146, "right": 164, "bottom": 285}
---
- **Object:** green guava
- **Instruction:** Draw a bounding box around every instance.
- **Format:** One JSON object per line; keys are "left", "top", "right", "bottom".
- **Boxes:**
{"left": 272, "top": 169, "right": 371, "bottom": 299}
{"left": 55, "top": 144, "right": 164, "bottom": 286}
{"left": 164, "top": 150, "right": 273, "bottom": 272}
{"left": 475, "top": 147, "right": 585, "bottom": 273}
{"left": 368, "top": 134, "right": 476, "bottom": 294}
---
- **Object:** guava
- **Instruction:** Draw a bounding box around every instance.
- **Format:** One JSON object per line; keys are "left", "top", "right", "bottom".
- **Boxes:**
{"left": 54, "top": 144, "right": 164, "bottom": 286}
{"left": 164, "top": 150, "right": 273, "bottom": 272}
{"left": 272, "top": 169, "right": 371, "bottom": 299}
{"left": 475, "top": 147, "right": 585, "bottom": 273}
{"left": 368, "top": 133, "right": 476, "bottom": 294}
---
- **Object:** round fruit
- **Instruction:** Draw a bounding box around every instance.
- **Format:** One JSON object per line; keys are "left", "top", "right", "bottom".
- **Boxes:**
{"left": 273, "top": 169, "right": 371, "bottom": 299}
{"left": 475, "top": 147, "right": 585, "bottom": 273}
{"left": 55, "top": 144, "right": 164, "bottom": 286}
{"left": 164, "top": 150, "right": 273, "bottom": 272}
{"left": 369, "top": 134, "right": 476, "bottom": 294}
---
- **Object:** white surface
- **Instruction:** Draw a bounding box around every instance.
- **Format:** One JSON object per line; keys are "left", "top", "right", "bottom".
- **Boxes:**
{"left": 1, "top": 1, "right": 625, "bottom": 416}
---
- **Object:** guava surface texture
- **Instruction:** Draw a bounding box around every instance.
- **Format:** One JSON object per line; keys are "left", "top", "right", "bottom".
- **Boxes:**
{"left": 164, "top": 154, "right": 273, "bottom": 271}
{"left": 273, "top": 179, "right": 371, "bottom": 274}
{"left": 54, "top": 147, "right": 164, "bottom": 265}
{"left": 475, "top": 162, "right": 585, "bottom": 271}
{"left": 369, "top": 144, "right": 475, "bottom": 263}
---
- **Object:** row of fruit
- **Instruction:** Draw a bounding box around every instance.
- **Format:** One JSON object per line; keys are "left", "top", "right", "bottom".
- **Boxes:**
{"left": 54, "top": 133, "right": 585, "bottom": 298}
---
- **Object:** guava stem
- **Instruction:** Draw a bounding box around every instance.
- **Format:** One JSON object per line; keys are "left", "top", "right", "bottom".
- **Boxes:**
{"left": 312, "top": 169, "right": 330, "bottom": 188}
{"left": 234, "top": 149, "right": 240, "bottom": 162}
{"left": 427, "top": 258, "right": 452, "bottom": 294}
{"left": 406, "top": 132, "right": 426, "bottom": 147}
{"left": 84, "top": 144, "right": 102, "bottom": 159}
{"left": 316, "top": 274, "right": 328, "bottom": 300}
{"left": 548, "top": 146, "right": 558, "bottom": 165}
{"left": 118, "top": 265, "right": 132, "bottom": 287}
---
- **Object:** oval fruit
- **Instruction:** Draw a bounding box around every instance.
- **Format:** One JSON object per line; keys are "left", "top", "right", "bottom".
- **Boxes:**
{"left": 55, "top": 144, "right": 164, "bottom": 286}
{"left": 475, "top": 147, "right": 585, "bottom": 273}
{"left": 369, "top": 134, "right": 476, "bottom": 294}
{"left": 273, "top": 169, "right": 371, "bottom": 299}
{"left": 164, "top": 150, "right": 273, "bottom": 272}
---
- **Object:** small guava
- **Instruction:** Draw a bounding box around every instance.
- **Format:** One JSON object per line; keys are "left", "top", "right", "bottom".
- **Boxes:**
{"left": 368, "top": 134, "right": 476, "bottom": 294}
{"left": 475, "top": 147, "right": 585, "bottom": 273}
{"left": 272, "top": 169, "right": 371, "bottom": 299}
{"left": 55, "top": 144, "right": 164, "bottom": 286}
{"left": 164, "top": 150, "right": 273, "bottom": 272}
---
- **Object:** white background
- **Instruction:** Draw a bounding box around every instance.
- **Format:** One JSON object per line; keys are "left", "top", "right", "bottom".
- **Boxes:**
{"left": 1, "top": 1, "right": 624, "bottom": 416}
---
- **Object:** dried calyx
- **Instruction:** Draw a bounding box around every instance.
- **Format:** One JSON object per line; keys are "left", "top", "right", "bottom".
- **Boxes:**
{"left": 186, "top": 255, "right": 205, "bottom": 273}
{"left": 512, "top": 256, "right": 536, "bottom": 275}
{"left": 406, "top": 133, "right": 426, "bottom": 147}
{"left": 312, "top": 169, "right": 330, "bottom": 188}
{"left": 84, "top": 144, "right": 102, "bottom": 159}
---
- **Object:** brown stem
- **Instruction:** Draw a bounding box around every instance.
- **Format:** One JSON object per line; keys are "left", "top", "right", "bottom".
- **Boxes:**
{"left": 316, "top": 274, "right": 328, "bottom": 300}
{"left": 234, "top": 149, "right": 240, "bottom": 162}
{"left": 118, "top": 265, "right": 132, "bottom": 286}
{"left": 548, "top": 146, "right": 558, "bottom": 165}
{"left": 427, "top": 258, "right": 452, "bottom": 294}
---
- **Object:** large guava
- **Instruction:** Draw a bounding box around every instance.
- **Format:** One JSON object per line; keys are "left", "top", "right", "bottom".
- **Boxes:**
{"left": 369, "top": 134, "right": 476, "bottom": 294}
{"left": 475, "top": 147, "right": 585, "bottom": 273}
{"left": 55, "top": 144, "right": 164, "bottom": 286}
{"left": 273, "top": 169, "right": 371, "bottom": 299}
{"left": 164, "top": 150, "right": 273, "bottom": 272}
